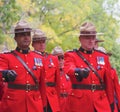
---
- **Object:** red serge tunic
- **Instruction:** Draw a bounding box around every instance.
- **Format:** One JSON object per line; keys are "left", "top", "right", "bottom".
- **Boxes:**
{"left": 0, "top": 50, "right": 46, "bottom": 112}
{"left": 64, "top": 48, "right": 114, "bottom": 112}
{"left": 43, "top": 54, "right": 60, "bottom": 112}
{"left": 111, "top": 68, "right": 120, "bottom": 112}
{"left": 59, "top": 70, "right": 71, "bottom": 112}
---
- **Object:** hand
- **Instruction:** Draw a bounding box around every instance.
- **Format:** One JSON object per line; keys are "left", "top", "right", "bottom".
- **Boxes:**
{"left": 82, "top": 68, "right": 90, "bottom": 78}
{"left": 75, "top": 68, "right": 90, "bottom": 81}
{"left": 2, "top": 70, "right": 17, "bottom": 82}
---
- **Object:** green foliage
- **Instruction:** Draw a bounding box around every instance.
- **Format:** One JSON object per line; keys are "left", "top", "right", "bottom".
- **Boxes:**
{"left": 110, "top": 42, "right": 120, "bottom": 78}
{"left": 0, "top": 0, "right": 120, "bottom": 76}
{"left": 0, "top": 0, "right": 21, "bottom": 44}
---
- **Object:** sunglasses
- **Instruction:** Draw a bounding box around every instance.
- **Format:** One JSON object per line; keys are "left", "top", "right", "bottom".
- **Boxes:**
{"left": 58, "top": 55, "right": 64, "bottom": 60}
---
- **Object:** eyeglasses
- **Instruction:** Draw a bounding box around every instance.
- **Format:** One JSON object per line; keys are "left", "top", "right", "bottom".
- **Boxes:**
{"left": 58, "top": 55, "right": 64, "bottom": 60}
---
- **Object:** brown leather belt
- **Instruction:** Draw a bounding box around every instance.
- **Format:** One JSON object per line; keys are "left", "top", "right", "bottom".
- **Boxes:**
{"left": 60, "top": 93, "right": 68, "bottom": 97}
{"left": 8, "top": 83, "right": 39, "bottom": 91}
{"left": 72, "top": 84, "right": 105, "bottom": 91}
{"left": 46, "top": 82, "right": 56, "bottom": 87}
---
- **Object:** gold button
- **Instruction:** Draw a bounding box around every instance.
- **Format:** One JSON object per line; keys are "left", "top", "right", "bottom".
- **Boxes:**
{"left": 26, "top": 81, "right": 29, "bottom": 83}
{"left": 26, "top": 62, "right": 28, "bottom": 65}
{"left": 89, "top": 55, "right": 92, "bottom": 57}
{"left": 71, "top": 93, "right": 74, "bottom": 95}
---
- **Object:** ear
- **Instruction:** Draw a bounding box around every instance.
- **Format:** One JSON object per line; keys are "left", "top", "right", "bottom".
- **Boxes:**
{"left": 14, "top": 36, "right": 17, "bottom": 42}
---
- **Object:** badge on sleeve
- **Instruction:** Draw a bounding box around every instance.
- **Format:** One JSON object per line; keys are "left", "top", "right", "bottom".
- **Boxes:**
{"left": 97, "top": 56, "right": 105, "bottom": 65}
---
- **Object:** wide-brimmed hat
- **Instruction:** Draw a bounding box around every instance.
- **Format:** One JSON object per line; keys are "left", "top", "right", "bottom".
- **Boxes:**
{"left": 10, "top": 20, "right": 32, "bottom": 34}
{"left": 52, "top": 46, "right": 64, "bottom": 56}
{"left": 32, "top": 29, "right": 47, "bottom": 42}
{"left": 76, "top": 22, "right": 103, "bottom": 36}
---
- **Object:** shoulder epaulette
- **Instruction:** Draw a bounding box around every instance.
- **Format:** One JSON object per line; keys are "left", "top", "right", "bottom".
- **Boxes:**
{"left": 95, "top": 49, "right": 107, "bottom": 55}
{"left": 1, "top": 50, "right": 12, "bottom": 54}
{"left": 66, "top": 49, "right": 77, "bottom": 52}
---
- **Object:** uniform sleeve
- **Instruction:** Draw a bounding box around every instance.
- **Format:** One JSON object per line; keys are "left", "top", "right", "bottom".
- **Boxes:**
{"left": 104, "top": 56, "right": 114, "bottom": 105}
{"left": 64, "top": 52, "right": 76, "bottom": 76}
{"left": 39, "top": 66, "right": 47, "bottom": 107}
{"left": 0, "top": 53, "right": 9, "bottom": 80}
{"left": 55, "top": 57, "right": 60, "bottom": 97}
{"left": 0, "top": 81, "right": 4, "bottom": 100}
{"left": 0, "top": 53, "right": 9, "bottom": 71}
{"left": 113, "top": 69, "right": 120, "bottom": 109}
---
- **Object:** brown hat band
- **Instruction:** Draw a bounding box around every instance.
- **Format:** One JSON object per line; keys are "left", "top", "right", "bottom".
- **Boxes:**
{"left": 15, "top": 28, "right": 32, "bottom": 33}
{"left": 32, "top": 37, "right": 47, "bottom": 41}
{"left": 80, "top": 31, "right": 96, "bottom": 35}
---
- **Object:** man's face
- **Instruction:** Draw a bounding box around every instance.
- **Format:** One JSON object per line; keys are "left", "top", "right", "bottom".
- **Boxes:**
{"left": 79, "top": 35, "right": 96, "bottom": 50}
{"left": 14, "top": 32, "right": 31, "bottom": 49}
{"left": 94, "top": 42, "right": 99, "bottom": 49}
{"left": 58, "top": 55, "right": 64, "bottom": 69}
{"left": 32, "top": 40, "right": 46, "bottom": 52}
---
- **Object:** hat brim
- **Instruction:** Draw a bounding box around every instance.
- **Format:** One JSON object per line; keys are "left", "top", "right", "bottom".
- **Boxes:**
{"left": 7, "top": 29, "right": 34, "bottom": 34}
{"left": 107, "top": 52, "right": 112, "bottom": 56}
{"left": 95, "top": 40, "right": 104, "bottom": 42}
{"left": 52, "top": 53, "right": 64, "bottom": 56}
{"left": 74, "top": 33, "right": 104, "bottom": 36}
{"left": 32, "top": 37, "right": 52, "bottom": 42}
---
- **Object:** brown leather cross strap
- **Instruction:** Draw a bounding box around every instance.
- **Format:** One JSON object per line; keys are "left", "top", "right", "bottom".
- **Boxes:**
{"left": 8, "top": 83, "right": 39, "bottom": 91}
{"left": 74, "top": 49, "right": 104, "bottom": 84}
{"left": 11, "top": 51, "right": 39, "bottom": 85}
{"left": 72, "top": 84, "right": 105, "bottom": 91}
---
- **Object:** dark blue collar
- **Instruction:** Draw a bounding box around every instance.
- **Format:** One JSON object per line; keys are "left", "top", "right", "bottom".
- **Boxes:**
{"left": 16, "top": 47, "right": 30, "bottom": 54}
{"left": 79, "top": 47, "right": 94, "bottom": 54}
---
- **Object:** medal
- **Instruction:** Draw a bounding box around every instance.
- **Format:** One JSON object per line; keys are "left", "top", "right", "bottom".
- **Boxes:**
{"left": 39, "top": 58, "right": 43, "bottom": 67}
{"left": 48, "top": 58, "right": 54, "bottom": 67}
{"left": 34, "top": 58, "right": 43, "bottom": 67}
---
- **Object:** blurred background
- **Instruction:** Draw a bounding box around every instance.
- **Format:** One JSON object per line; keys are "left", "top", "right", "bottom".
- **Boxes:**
{"left": 0, "top": 0, "right": 120, "bottom": 77}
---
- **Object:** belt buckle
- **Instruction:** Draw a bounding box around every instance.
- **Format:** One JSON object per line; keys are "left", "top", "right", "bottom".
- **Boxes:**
{"left": 91, "top": 84, "right": 96, "bottom": 92}
{"left": 26, "top": 84, "right": 31, "bottom": 91}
